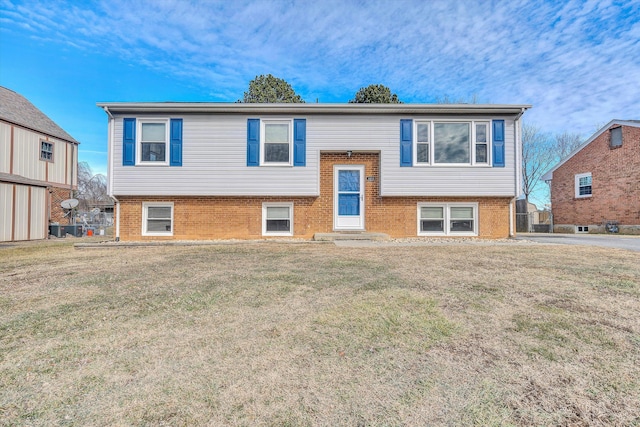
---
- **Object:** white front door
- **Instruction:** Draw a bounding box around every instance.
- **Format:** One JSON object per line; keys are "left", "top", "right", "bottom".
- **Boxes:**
{"left": 334, "top": 165, "right": 365, "bottom": 230}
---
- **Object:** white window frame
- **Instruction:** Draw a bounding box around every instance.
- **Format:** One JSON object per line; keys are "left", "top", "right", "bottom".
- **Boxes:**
{"left": 142, "top": 202, "right": 174, "bottom": 236}
{"left": 417, "top": 202, "right": 478, "bottom": 236}
{"left": 262, "top": 202, "right": 294, "bottom": 236}
{"left": 575, "top": 173, "right": 592, "bottom": 198}
{"left": 137, "top": 118, "right": 170, "bottom": 166}
{"left": 473, "top": 122, "right": 490, "bottom": 165}
{"left": 261, "top": 119, "right": 293, "bottom": 166}
{"left": 413, "top": 120, "right": 491, "bottom": 166}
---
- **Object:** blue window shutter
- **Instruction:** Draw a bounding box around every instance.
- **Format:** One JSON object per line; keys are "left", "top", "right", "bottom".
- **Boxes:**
{"left": 400, "top": 119, "right": 413, "bottom": 167}
{"left": 170, "top": 119, "right": 183, "bottom": 166}
{"left": 123, "top": 118, "right": 136, "bottom": 166}
{"left": 293, "top": 119, "right": 306, "bottom": 166}
{"left": 247, "top": 119, "right": 260, "bottom": 166}
{"left": 493, "top": 120, "right": 505, "bottom": 167}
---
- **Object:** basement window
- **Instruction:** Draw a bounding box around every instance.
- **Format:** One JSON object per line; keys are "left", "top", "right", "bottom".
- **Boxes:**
{"left": 576, "top": 226, "right": 589, "bottom": 233}
{"left": 418, "top": 203, "right": 478, "bottom": 236}
{"left": 262, "top": 203, "right": 293, "bottom": 236}
{"left": 142, "top": 202, "right": 174, "bottom": 236}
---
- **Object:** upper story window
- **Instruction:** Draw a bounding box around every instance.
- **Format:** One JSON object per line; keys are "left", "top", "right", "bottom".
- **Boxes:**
{"left": 475, "top": 122, "right": 489, "bottom": 163}
{"left": 40, "top": 140, "right": 54, "bottom": 162}
{"left": 416, "top": 122, "right": 430, "bottom": 163}
{"left": 610, "top": 126, "right": 622, "bottom": 148}
{"left": 262, "top": 120, "right": 292, "bottom": 165}
{"left": 575, "top": 172, "right": 592, "bottom": 198}
{"left": 247, "top": 118, "right": 305, "bottom": 167}
{"left": 139, "top": 120, "right": 168, "bottom": 164}
{"left": 122, "top": 118, "right": 182, "bottom": 167}
{"left": 414, "top": 120, "right": 490, "bottom": 166}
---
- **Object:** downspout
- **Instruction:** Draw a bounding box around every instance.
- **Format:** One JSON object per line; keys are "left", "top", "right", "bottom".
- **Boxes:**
{"left": 510, "top": 107, "right": 526, "bottom": 237}
{"left": 70, "top": 143, "right": 75, "bottom": 226}
{"left": 103, "top": 106, "right": 120, "bottom": 242}
{"left": 546, "top": 179, "right": 553, "bottom": 233}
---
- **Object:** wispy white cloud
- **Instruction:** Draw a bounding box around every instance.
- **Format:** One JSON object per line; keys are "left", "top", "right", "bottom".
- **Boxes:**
{"left": 1, "top": 0, "right": 638, "bottom": 136}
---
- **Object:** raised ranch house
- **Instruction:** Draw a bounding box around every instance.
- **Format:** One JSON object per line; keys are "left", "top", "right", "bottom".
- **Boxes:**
{"left": 97, "top": 102, "right": 530, "bottom": 241}
{"left": 1, "top": 86, "right": 79, "bottom": 242}
{"left": 543, "top": 120, "right": 640, "bottom": 234}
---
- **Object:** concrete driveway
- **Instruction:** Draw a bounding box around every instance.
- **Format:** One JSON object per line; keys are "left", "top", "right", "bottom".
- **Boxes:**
{"left": 516, "top": 233, "right": 640, "bottom": 252}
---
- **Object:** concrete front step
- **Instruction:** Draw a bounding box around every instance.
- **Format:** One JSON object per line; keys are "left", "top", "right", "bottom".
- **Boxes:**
{"left": 313, "top": 232, "right": 390, "bottom": 241}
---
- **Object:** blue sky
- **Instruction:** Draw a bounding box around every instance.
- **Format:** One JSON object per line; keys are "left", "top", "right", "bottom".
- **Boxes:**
{"left": 1, "top": 0, "right": 639, "bottom": 204}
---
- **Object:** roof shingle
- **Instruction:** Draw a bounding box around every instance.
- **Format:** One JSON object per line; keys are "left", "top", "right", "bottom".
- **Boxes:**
{"left": 0, "top": 86, "right": 78, "bottom": 143}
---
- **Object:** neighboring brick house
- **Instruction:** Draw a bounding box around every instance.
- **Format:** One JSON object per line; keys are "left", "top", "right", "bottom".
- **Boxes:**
{"left": 542, "top": 120, "right": 640, "bottom": 234}
{"left": 98, "top": 102, "right": 530, "bottom": 241}
{"left": 0, "top": 86, "right": 79, "bottom": 242}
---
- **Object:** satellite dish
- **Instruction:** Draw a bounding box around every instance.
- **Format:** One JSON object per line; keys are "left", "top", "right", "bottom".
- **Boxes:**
{"left": 61, "top": 198, "right": 79, "bottom": 209}
{"left": 91, "top": 208, "right": 101, "bottom": 214}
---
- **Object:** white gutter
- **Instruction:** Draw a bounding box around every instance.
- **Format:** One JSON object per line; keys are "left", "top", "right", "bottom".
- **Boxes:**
{"left": 102, "top": 106, "right": 120, "bottom": 242}
{"left": 102, "top": 106, "right": 114, "bottom": 194}
{"left": 96, "top": 102, "right": 532, "bottom": 116}
{"left": 112, "top": 195, "right": 120, "bottom": 242}
{"left": 509, "top": 198, "right": 515, "bottom": 237}
{"left": 511, "top": 107, "right": 526, "bottom": 237}
{"left": 514, "top": 107, "right": 526, "bottom": 198}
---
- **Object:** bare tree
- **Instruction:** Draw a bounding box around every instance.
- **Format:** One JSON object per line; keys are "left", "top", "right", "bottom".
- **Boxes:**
{"left": 522, "top": 123, "right": 555, "bottom": 203}
{"left": 554, "top": 131, "right": 583, "bottom": 160}
{"left": 76, "top": 162, "right": 108, "bottom": 211}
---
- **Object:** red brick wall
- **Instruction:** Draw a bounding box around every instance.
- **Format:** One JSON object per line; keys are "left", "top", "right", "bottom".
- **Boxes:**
{"left": 551, "top": 125, "right": 640, "bottom": 230}
{"left": 116, "top": 152, "right": 514, "bottom": 240}
{"left": 49, "top": 185, "right": 73, "bottom": 224}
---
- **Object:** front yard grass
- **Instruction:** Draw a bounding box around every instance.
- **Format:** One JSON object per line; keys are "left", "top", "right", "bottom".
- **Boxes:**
{"left": 1, "top": 240, "right": 639, "bottom": 426}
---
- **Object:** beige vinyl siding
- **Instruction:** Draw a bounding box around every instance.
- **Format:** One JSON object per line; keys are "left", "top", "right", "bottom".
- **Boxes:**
{"left": 12, "top": 127, "right": 45, "bottom": 182}
{"left": 13, "top": 185, "right": 29, "bottom": 241}
{"left": 0, "top": 183, "right": 12, "bottom": 241}
{"left": 29, "top": 187, "right": 49, "bottom": 240}
{"left": 6, "top": 126, "right": 74, "bottom": 187}
{"left": 46, "top": 137, "right": 66, "bottom": 184}
{"left": 111, "top": 115, "right": 519, "bottom": 197}
{"left": 0, "top": 184, "right": 47, "bottom": 242}
{"left": 0, "top": 122, "right": 11, "bottom": 173}
{"left": 29, "top": 186, "right": 47, "bottom": 240}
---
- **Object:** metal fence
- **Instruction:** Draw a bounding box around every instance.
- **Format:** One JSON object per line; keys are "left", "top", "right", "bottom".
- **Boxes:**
{"left": 74, "top": 209, "right": 113, "bottom": 236}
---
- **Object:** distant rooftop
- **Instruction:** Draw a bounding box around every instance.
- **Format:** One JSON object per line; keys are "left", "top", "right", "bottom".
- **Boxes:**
{"left": 0, "top": 86, "right": 78, "bottom": 143}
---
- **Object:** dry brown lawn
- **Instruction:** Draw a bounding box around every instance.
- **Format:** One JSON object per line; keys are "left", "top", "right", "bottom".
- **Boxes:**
{"left": 0, "top": 239, "right": 639, "bottom": 426}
